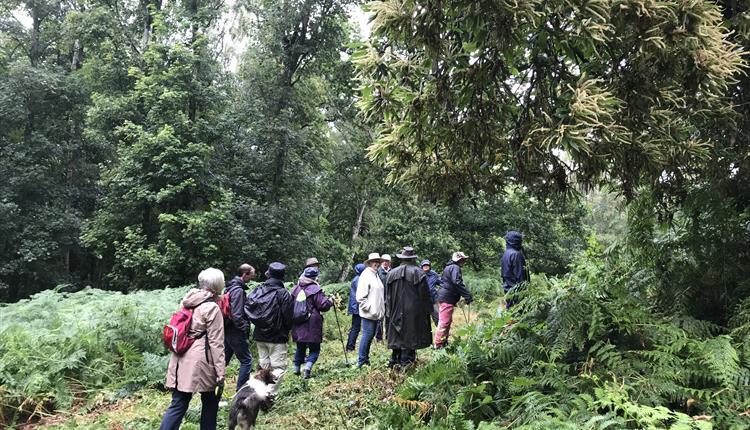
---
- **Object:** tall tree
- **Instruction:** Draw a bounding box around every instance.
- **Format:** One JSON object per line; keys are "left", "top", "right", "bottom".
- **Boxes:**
{"left": 0, "top": 0, "right": 103, "bottom": 300}
{"left": 82, "top": 0, "right": 247, "bottom": 290}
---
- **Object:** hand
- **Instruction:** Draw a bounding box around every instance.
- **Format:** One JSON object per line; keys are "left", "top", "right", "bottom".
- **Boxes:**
{"left": 216, "top": 377, "right": 225, "bottom": 387}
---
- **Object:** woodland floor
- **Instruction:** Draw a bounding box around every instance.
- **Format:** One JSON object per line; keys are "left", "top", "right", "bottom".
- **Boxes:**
{"left": 26, "top": 304, "right": 486, "bottom": 429}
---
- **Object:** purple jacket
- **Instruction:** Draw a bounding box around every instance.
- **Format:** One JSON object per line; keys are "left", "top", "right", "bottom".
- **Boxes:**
{"left": 291, "top": 277, "right": 333, "bottom": 343}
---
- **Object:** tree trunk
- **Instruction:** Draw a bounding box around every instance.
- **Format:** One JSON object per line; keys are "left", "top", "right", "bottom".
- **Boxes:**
{"left": 336, "top": 200, "right": 367, "bottom": 282}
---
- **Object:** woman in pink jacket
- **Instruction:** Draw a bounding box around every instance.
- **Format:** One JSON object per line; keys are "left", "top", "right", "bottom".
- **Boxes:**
{"left": 160, "top": 268, "right": 226, "bottom": 430}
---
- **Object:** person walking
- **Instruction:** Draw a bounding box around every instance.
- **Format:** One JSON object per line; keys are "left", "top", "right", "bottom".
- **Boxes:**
{"left": 420, "top": 259, "right": 442, "bottom": 326}
{"left": 346, "top": 263, "right": 366, "bottom": 351}
{"left": 223, "top": 264, "right": 255, "bottom": 390}
{"left": 433, "top": 252, "right": 473, "bottom": 349}
{"left": 160, "top": 268, "right": 226, "bottom": 430}
{"left": 291, "top": 266, "right": 333, "bottom": 378}
{"left": 356, "top": 253, "right": 385, "bottom": 368}
{"left": 375, "top": 254, "right": 391, "bottom": 342}
{"left": 246, "top": 262, "right": 294, "bottom": 371}
{"left": 502, "top": 231, "right": 527, "bottom": 308}
{"left": 385, "top": 247, "right": 433, "bottom": 369}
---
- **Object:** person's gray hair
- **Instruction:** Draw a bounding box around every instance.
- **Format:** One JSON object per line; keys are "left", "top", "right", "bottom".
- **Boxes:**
{"left": 198, "top": 268, "right": 225, "bottom": 295}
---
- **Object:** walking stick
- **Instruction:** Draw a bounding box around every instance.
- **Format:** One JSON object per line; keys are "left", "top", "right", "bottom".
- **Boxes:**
{"left": 331, "top": 298, "right": 351, "bottom": 366}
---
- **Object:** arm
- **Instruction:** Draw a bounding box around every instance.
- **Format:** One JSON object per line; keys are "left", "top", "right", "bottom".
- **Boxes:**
{"left": 282, "top": 291, "right": 294, "bottom": 331}
{"left": 315, "top": 291, "right": 333, "bottom": 312}
{"left": 451, "top": 266, "right": 473, "bottom": 304}
{"left": 356, "top": 275, "right": 369, "bottom": 305}
{"left": 205, "top": 304, "right": 226, "bottom": 383}
{"left": 510, "top": 253, "right": 526, "bottom": 285}
{"left": 229, "top": 287, "right": 248, "bottom": 332}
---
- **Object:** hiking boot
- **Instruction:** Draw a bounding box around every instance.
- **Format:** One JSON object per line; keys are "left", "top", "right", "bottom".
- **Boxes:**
{"left": 303, "top": 369, "right": 311, "bottom": 379}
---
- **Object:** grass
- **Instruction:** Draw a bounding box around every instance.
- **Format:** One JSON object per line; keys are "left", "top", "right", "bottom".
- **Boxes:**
{"left": 29, "top": 300, "right": 487, "bottom": 429}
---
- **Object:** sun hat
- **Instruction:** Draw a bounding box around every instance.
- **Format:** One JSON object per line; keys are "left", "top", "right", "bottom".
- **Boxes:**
{"left": 396, "top": 246, "right": 418, "bottom": 260}
{"left": 304, "top": 257, "right": 320, "bottom": 268}
{"left": 381, "top": 254, "right": 391, "bottom": 261}
{"left": 365, "top": 252, "right": 382, "bottom": 263}
{"left": 451, "top": 251, "right": 468, "bottom": 262}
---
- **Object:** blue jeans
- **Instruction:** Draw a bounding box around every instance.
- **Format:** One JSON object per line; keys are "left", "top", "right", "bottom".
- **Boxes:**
{"left": 159, "top": 389, "right": 218, "bottom": 430}
{"left": 346, "top": 314, "right": 361, "bottom": 351}
{"left": 294, "top": 342, "right": 321, "bottom": 370}
{"left": 224, "top": 326, "right": 253, "bottom": 390}
{"left": 358, "top": 318, "right": 378, "bottom": 366}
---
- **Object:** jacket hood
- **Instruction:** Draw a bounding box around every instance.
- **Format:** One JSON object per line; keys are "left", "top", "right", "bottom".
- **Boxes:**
{"left": 182, "top": 288, "right": 215, "bottom": 308}
{"left": 505, "top": 231, "right": 523, "bottom": 249}
{"left": 297, "top": 276, "right": 323, "bottom": 294}
{"left": 354, "top": 263, "right": 366, "bottom": 275}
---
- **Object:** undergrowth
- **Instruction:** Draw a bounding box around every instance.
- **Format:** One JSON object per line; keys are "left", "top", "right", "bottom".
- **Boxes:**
{"left": 380, "top": 252, "right": 750, "bottom": 429}
{"left": 0, "top": 287, "right": 195, "bottom": 425}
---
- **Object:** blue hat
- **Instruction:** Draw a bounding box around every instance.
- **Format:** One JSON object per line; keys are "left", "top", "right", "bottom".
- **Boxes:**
{"left": 420, "top": 259, "right": 431, "bottom": 267}
{"left": 303, "top": 266, "right": 319, "bottom": 279}
{"left": 265, "top": 262, "right": 286, "bottom": 280}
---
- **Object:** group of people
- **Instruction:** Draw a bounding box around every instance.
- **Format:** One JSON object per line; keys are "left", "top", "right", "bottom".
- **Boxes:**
{"left": 159, "top": 232, "right": 527, "bottom": 429}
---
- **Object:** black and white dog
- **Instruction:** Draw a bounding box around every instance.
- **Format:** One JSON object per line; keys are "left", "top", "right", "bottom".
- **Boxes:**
{"left": 228, "top": 367, "right": 284, "bottom": 430}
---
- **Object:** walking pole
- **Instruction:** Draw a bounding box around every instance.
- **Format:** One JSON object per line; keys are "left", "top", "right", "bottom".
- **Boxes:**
{"left": 331, "top": 297, "right": 351, "bottom": 366}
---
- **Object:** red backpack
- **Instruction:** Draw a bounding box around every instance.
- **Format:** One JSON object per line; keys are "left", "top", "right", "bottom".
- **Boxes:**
{"left": 218, "top": 292, "right": 232, "bottom": 320}
{"left": 163, "top": 302, "right": 209, "bottom": 354}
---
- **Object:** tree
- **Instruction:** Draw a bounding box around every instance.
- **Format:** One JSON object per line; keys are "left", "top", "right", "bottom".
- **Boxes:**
{"left": 356, "top": 1, "right": 743, "bottom": 201}
{"left": 0, "top": 0, "right": 102, "bottom": 300}
{"left": 82, "top": 0, "right": 247, "bottom": 290}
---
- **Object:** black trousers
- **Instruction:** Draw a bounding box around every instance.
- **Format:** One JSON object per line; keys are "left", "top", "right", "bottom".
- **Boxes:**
{"left": 388, "top": 348, "right": 416, "bottom": 368}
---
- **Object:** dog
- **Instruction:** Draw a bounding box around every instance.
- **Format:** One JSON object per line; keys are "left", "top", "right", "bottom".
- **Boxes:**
{"left": 228, "top": 367, "right": 284, "bottom": 430}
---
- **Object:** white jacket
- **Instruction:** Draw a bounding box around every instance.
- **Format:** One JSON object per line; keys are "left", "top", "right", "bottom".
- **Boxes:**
{"left": 356, "top": 267, "right": 385, "bottom": 320}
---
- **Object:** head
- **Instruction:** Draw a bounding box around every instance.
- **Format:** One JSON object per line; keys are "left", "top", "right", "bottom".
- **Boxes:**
{"left": 420, "top": 259, "right": 431, "bottom": 272}
{"left": 265, "top": 262, "right": 286, "bottom": 280}
{"left": 354, "top": 263, "right": 366, "bottom": 275}
{"left": 505, "top": 231, "right": 523, "bottom": 249}
{"left": 303, "top": 266, "right": 320, "bottom": 280}
{"left": 238, "top": 264, "right": 256, "bottom": 283}
{"left": 381, "top": 254, "right": 391, "bottom": 270}
{"left": 366, "top": 253, "right": 382, "bottom": 270}
{"left": 254, "top": 367, "right": 285, "bottom": 385}
{"left": 451, "top": 251, "right": 468, "bottom": 266}
{"left": 304, "top": 257, "right": 320, "bottom": 269}
{"left": 198, "top": 267, "right": 225, "bottom": 296}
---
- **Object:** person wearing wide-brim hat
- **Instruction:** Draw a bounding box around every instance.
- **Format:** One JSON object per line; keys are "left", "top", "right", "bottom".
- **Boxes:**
{"left": 434, "top": 252, "right": 473, "bottom": 349}
{"left": 383, "top": 246, "right": 433, "bottom": 368}
{"left": 355, "top": 252, "right": 385, "bottom": 367}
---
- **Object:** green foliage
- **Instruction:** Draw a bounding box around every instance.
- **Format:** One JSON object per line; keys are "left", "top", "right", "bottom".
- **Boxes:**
{"left": 380, "top": 249, "right": 750, "bottom": 429}
{"left": 357, "top": 0, "right": 745, "bottom": 201}
{"left": 0, "top": 287, "right": 186, "bottom": 425}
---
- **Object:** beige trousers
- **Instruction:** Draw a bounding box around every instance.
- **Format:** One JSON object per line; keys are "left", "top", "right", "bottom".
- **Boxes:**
{"left": 257, "top": 342, "right": 288, "bottom": 370}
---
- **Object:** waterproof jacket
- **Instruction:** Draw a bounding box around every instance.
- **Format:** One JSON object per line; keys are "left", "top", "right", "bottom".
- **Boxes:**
{"left": 224, "top": 276, "right": 250, "bottom": 333}
{"left": 348, "top": 263, "right": 366, "bottom": 315}
{"left": 425, "top": 269, "right": 442, "bottom": 304}
{"left": 378, "top": 266, "right": 390, "bottom": 287}
{"left": 165, "top": 288, "right": 226, "bottom": 393}
{"left": 356, "top": 266, "right": 385, "bottom": 320}
{"left": 247, "top": 278, "right": 294, "bottom": 344}
{"left": 502, "top": 231, "right": 527, "bottom": 291}
{"left": 385, "top": 263, "right": 433, "bottom": 350}
{"left": 438, "top": 262, "right": 473, "bottom": 305}
{"left": 291, "top": 277, "right": 333, "bottom": 343}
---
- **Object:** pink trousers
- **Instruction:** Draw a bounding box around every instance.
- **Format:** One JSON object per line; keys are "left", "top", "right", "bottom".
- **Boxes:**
{"left": 433, "top": 302, "right": 455, "bottom": 347}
